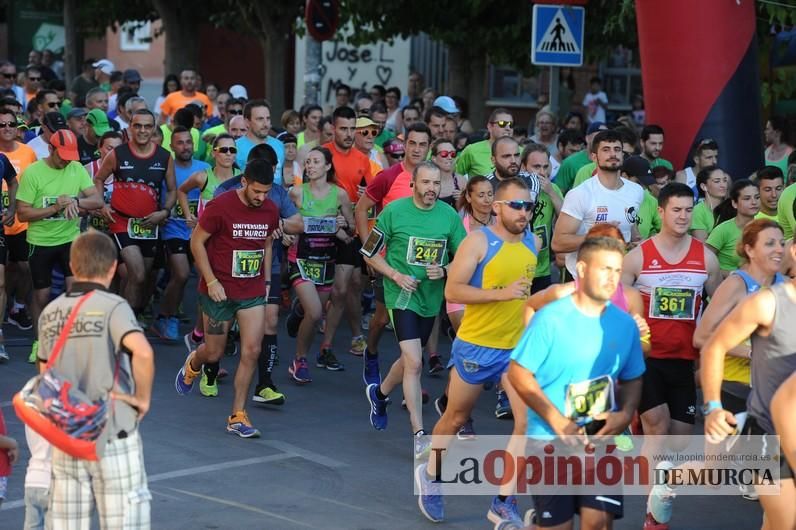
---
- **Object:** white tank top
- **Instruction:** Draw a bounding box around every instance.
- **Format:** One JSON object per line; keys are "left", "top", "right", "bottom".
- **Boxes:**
{"left": 684, "top": 167, "right": 696, "bottom": 189}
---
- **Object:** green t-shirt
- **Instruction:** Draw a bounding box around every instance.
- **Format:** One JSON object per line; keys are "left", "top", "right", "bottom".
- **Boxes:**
{"left": 375, "top": 197, "right": 466, "bottom": 316}
{"left": 573, "top": 162, "right": 597, "bottom": 188}
{"left": 555, "top": 149, "right": 590, "bottom": 195}
{"left": 777, "top": 183, "right": 796, "bottom": 240}
{"left": 374, "top": 129, "right": 395, "bottom": 149}
{"left": 202, "top": 123, "right": 226, "bottom": 142}
{"left": 17, "top": 160, "right": 93, "bottom": 247}
{"left": 637, "top": 190, "right": 661, "bottom": 239}
{"left": 161, "top": 125, "right": 202, "bottom": 159}
{"left": 755, "top": 210, "right": 779, "bottom": 222}
{"left": 690, "top": 200, "right": 716, "bottom": 235}
{"left": 706, "top": 219, "right": 742, "bottom": 271}
{"left": 455, "top": 140, "right": 493, "bottom": 178}
{"left": 532, "top": 183, "right": 563, "bottom": 278}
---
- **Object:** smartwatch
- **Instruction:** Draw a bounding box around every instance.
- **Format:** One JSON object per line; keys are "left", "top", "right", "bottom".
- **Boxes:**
{"left": 701, "top": 400, "right": 723, "bottom": 416}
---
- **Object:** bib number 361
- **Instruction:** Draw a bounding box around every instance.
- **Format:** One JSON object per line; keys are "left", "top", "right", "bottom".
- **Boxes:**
{"left": 650, "top": 287, "right": 697, "bottom": 320}
{"left": 232, "top": 249, "right": 263, "bottom": 278}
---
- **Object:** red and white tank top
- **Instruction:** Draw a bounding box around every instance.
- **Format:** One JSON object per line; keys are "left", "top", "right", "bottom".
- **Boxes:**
{"left": 636, "top": 237, "right": 708, "bottom": 361}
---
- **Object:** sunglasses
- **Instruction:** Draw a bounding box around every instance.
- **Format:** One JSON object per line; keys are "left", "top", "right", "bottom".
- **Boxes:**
{"left": 0, "top": 121, "right": 16, "bottom": 128}
{"left": 214, "top": 146, "right": 238, "bottom": 154}
{"left": 46, "top": 102, "right": 60, "bottom": 108}
{"left": 27, "top": 77, "right": 41, "bottom": 82}
{"left": 495, "top": 199, "right": 534, "bottom": 212}
{"left": 491, "top": 120, "right": 513, "bottom": 128}
{"left": 388, "top": 152, "right": 405, "bottom": 159}
{"left": 227, "top": 109, "right": 243, "bottom": 115}
{"left": 131, "top": 123, "right": 154, "bottom": 130}
{"left": 1, "top": 73, "right": 15, "bottom": 79}
{"left": 435, "top": 150, "right": 456, "bottom": 159}
{"left": 357, "top": 129, "right": 378, "bottom": 137}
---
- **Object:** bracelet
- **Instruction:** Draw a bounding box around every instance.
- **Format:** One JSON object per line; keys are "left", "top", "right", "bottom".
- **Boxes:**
{"left": 207, "top": 279, "right": 219, "bottom": 287}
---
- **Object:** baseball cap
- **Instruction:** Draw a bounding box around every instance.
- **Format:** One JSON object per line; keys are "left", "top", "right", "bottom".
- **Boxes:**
{"left": 277, "top": 132, "right": 297, "bottom": 145}
{"left": 67, "top": 108, "right": 88, "bottom": 119}
{"left": 586, "top": 121, "right": 607, "bottom": 135}
{"left": 42, "top": 112, "right": 67, "bottom": 132}
{"left": 355, "top": 117, "right": 377, "bottom": 129}
{"left": 229, "top": 84, "right": 248, "bottom": 99}
{"left": 432, "top": 96, "right": 460, "bottom": 114}
{"left": 92, "top": 59, "right": 115, "bottom": 75}
{"left": 621, "top": 155, "right": 654, "bottom": 185}
{"left": 49, "top": 129, "right": 80, "bottom": 161}
{"left": 86, "top": 109, "right": 112, "bottom": 136}
{"left": 123, "top": 69, "right": 142, "bottom": 83}
{"left": 383, "top": 139, "right": 405, "bottom": 156}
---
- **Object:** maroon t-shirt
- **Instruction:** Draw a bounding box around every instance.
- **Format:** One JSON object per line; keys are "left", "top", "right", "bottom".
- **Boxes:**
{"left": 198, "top": 189, "right": 279, "bottom": 300}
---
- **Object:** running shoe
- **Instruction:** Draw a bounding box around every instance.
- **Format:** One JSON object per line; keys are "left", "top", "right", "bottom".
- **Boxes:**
{"left": 175, "top": 351, "right": 201, "bottom": 395}
{"left": 362, "top": 348, "right": 381, "bottom": 386}
{"left": 288, "top": 357, "right": 312, "bottom": 384}
{"left": 495, "top": 389, "right": 513, "bottom": 419}
{"left": 414, "top": 431, "right": 431, "bottom": 460}
{"left": 366, "top": 383, "right": 388, "bottom": 430}
{"left": 7, "top": 308, "right": 32, "bottom": 330}
{"left": 645, "top": 461, "right": 676, "bottom": 529}
{"left": 226, "top": 410, "right": 261, "bottom": 438}
{"left": 457, "top": 418, "right": 477, "bottom": 441}
{"left": 316, "top": 347, "right": 344, "bottom": 371}
{"left": 487, "top": 495, "right": 522, "bottom": 526}
{"left": 415, "top": 462, "right": 444, "bottom": 522}
{"left": 150, "top": 316, "right": 178, "bottom": 342}
{"left": 427, "top": 354, "right": 444, "bottom": 375}
{"left": 218, "top": 367, "right": 229, "bottom": 379}
{"left": 285, "top": 299, "right": 304, "bottom": 338}
{"left": 165, "top": 316, "right": 180, "bottom": 341}
{"left": 252, "top": 385, "right": 286, "bottom": 405}
{"left": 349, "top": 335, "right": 366, "bottom": 356}
{"left": 184, "top": 332, "right": 201, "bottom": 355}
{"left": 739, "top": 483, "right": 759, "bottom": 501}
{"left": 199, "top": 371, "right": 218, "bottom": 397}
{"left": 28, "top": 340, "right": 39, "bottom": 364}
{"left": 0, "top": 344, "right": 8, "bottom": 362}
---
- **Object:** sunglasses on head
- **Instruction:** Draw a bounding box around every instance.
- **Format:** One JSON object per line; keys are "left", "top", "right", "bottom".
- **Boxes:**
{"left": 491, "top": 120, "right": 513, "bottom": 128}
{"left": 214, "top": 146, "right": 238, "bottom": 154}
{"left": 495, "top": 199, "right": 534, "bottom": 211}
{"left": 435, "top": 150, "right": 456, "bottom": 159}
{"left": 227, "top": 109, "right": 243, "bottom": 115}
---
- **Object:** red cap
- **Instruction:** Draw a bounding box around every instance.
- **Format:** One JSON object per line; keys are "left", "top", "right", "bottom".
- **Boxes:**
{"left": 49, "top": 129, "right": 80, "bottom": 161}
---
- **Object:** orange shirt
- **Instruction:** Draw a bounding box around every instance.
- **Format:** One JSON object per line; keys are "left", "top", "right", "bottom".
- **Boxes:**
{"left": 1, "top": 143, "right": 36, "bottom": 235}
{"left": 323, "top": 142, "right": 373, "bottom": 204}
{"left": 159, "top": 91, "right": 214, "bottom": 119}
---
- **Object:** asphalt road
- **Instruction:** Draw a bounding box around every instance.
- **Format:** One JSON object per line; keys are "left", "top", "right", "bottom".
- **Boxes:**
{"left": 0, "top": 280, "right": 765, "bottom": 529}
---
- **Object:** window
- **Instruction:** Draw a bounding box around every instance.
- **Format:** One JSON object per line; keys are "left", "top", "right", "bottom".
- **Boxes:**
{"left": 120, "top": 21, "right": 151, "bottom": 52}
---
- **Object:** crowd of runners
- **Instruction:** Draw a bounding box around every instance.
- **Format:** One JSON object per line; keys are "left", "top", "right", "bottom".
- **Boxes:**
{"left": 0, "top": 56, "right": 795, "bottom": 530}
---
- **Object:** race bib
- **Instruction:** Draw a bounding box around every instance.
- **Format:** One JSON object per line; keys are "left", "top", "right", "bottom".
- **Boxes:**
{"left": 533, "top": 224, "right": 549, "bottom": 252}
{"left": 303, "top": 216, "right": 337, "bottom": 234}
{"left": 127, "top": 218, "right": 158, "bottom": 240}
{"left": 406, "top": 236, "right": 447, "bottom": 267}
{"left": 296, "top": 258, "right": 327, "bottom": 285}
{"left": 43, "top": 196, "right": 72, "bottom": 220}
{"left": 1, "top": 190, "right": 8, "bottom": 210}
{"left": 232, "top": 249, "right": 264, "bottom": 278}
{"left": 172, "top": 200, "right": 199, "bottom": 218}
{"left": 89, "top": 215, "right": 108, "bottom": 231}
{"left": 650, "top": 286, "right": 697, "bottom": 320}
{"left": 565, "top": 375, "right": 616, "bottom": 422}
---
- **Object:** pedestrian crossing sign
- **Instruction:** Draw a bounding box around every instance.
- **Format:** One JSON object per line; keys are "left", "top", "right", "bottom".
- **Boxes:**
{"left": 531, "top": 4, "right": 585, "bottom": 67}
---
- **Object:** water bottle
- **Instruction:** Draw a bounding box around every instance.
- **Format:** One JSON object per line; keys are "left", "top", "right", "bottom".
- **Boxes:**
{"left": 395, "top": 275, "right": 416, "bottom": 310}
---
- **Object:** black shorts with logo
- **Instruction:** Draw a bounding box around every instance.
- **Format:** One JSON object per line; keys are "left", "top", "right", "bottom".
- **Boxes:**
{"left": 29, "top": 242, "right": 72, "bottom": 289}
{"left": 531, "top": 493, "right": 623, "bottom": 527}
{"left": 639, "top": 358, "right": 696, "bottom": 424}
{"left": 112, "top": 231, "right": 159, "bottom": 259}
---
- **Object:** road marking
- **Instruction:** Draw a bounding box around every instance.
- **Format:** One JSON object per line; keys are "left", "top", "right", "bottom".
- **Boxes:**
{"left": 166, "top": 487, "right": 314, "bottom": 528}
{"left": 262, "top": 440, "right": 347, "bottom": 469}
{"left": 0, "top": 400, "right": 12, "bottom": 408}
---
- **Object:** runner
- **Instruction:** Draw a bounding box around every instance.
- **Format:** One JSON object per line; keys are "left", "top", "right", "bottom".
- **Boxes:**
{"left": 285, "top": 146, "right": 353, "bottom": 382}
{"left": 502, "top": 235, "right": 645, "bottom": 529}
{"left": 362, "top": 161, "right": 466, "bottom": 455}
{"left": 16, "top": 129, "right": 103, "bottom": 365}
{"left": 93, "top": 109, "right": 175, "bottom": 318}
{"left": 639, "top": 124, "right": 673, "bottom": 170}
{"left": 455, "top": 108, "right": 514, "bottom": 178}
{"left": 83, "top": 131, "right": 123, "bottom": 236}
{"left": 675, "top": 138, "right": 719, "bottom": 195}
{"left": 701, "top": 240, "right": 796, "bottom": 529}
{"left": 158, "top": 69, "right": 213, "bottom": 123}
{"left": 620, "top": 183, "right": 721, "bottom": 528}
{"left": 236, "top": 99, "right": 285, "bottom": 185}
{"left": 0, "top": 152, "right": 17, "bottom": 361}
{"left": 754, "top": 166, "right": 784, "bottom": 221}
{"left": 175, "top": 158, "right": 279, "bottom": 438}
{"left": 706, "top": 179, "right": 760, "bottom": 277}
{"left": 319, "top": 106, "right": 372, "bottom": 362}
{"left": 552, "top": 129, "right": 645, "bottom": 278}
{"left": 431, "top": 138, "right": 466, "bottom": 209}
{"left": 690, "top": 165, "right": 729, "bottom": 241}
{"left": 416, "top": 178, "right": 539, "bottom": 524}
{"left": 150, "top": 126, "right": 209, "bottom": 341}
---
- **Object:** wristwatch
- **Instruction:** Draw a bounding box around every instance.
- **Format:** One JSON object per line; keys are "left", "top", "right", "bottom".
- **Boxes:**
{"left": 701, "top": 400, "right": 723, "bottom": 416}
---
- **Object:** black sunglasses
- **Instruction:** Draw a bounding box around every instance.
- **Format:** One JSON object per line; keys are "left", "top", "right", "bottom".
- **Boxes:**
{"left": 495, "top": 199, "right": 534, "bottom": 212}
{"left": 214, "top": 146, "right": 238, "bottom": 154}
{"left": 227, "top": 109, "right": 243, "bottom": 115}
{"left": 1, "top": 73, "right": 16, "bottom": 79}
{"left": 0, "top": 121, "right": 16, "bottom": 128}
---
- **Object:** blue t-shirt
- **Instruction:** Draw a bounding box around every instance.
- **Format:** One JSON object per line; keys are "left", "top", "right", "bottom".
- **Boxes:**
{"left": 235, "top": 135, "right": 285, "bottom": 186}
{"left": 162, "top": 159, "right": 209, "bottom": 240}
{"left": 511, "top": 295, "right": 645, "bottom": 438}
{"left": 212, "top": 179, "right": 298, "bottom": 271}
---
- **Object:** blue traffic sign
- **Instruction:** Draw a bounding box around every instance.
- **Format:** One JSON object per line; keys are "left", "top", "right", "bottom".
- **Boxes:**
{"left": 531, "top": 4, "right": 585, "bottom": 67}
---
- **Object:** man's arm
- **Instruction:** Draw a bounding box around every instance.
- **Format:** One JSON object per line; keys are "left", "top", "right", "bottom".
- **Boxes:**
{"left": 3, "top": 177, "right": 18, "bottom": 225}
{"left": 115, "top": 332, "right": 155, "bottom": 420}
{"left": 507, "top": 361, "right": 579, "bottom": 436}
{"left": 77, "top": 185, "right": 103, "bottom": 211}
{"left": 281, "top": 212, "right": 303, "bottom": 235}
{"left": 772, "top": 372, "right": 796, "bottom": 472}
{"left": 551, "top": 212, "right": 585, "bottom": 254}
{"left": 355, "top": 193, "right": 378, "bottom": 244}
{"left": 93, "top": 149, "right": 116, "bottom": 195}
{"left": 17, "top": 199, "right": 60, "bottom": 222}
{"left": 703, "top": 246, "right": 722, "bottom": 297}
{"left": 161, "top": 157, "right": 177, "bottom": 210}
{"left": 621, "top": 245, "right": 643, "bottom": 287}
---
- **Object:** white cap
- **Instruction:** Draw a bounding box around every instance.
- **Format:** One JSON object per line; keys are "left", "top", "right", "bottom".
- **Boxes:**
{"left": 92, "top": 59, "right": 115, "bottom": 75}
{"left": 229, "top": 84, "right": 248, "bottom": 100}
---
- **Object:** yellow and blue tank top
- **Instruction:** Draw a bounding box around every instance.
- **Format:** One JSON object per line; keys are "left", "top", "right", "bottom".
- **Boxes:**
{"left": 457, "top": 227, "right": 537, "bottom": 349}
